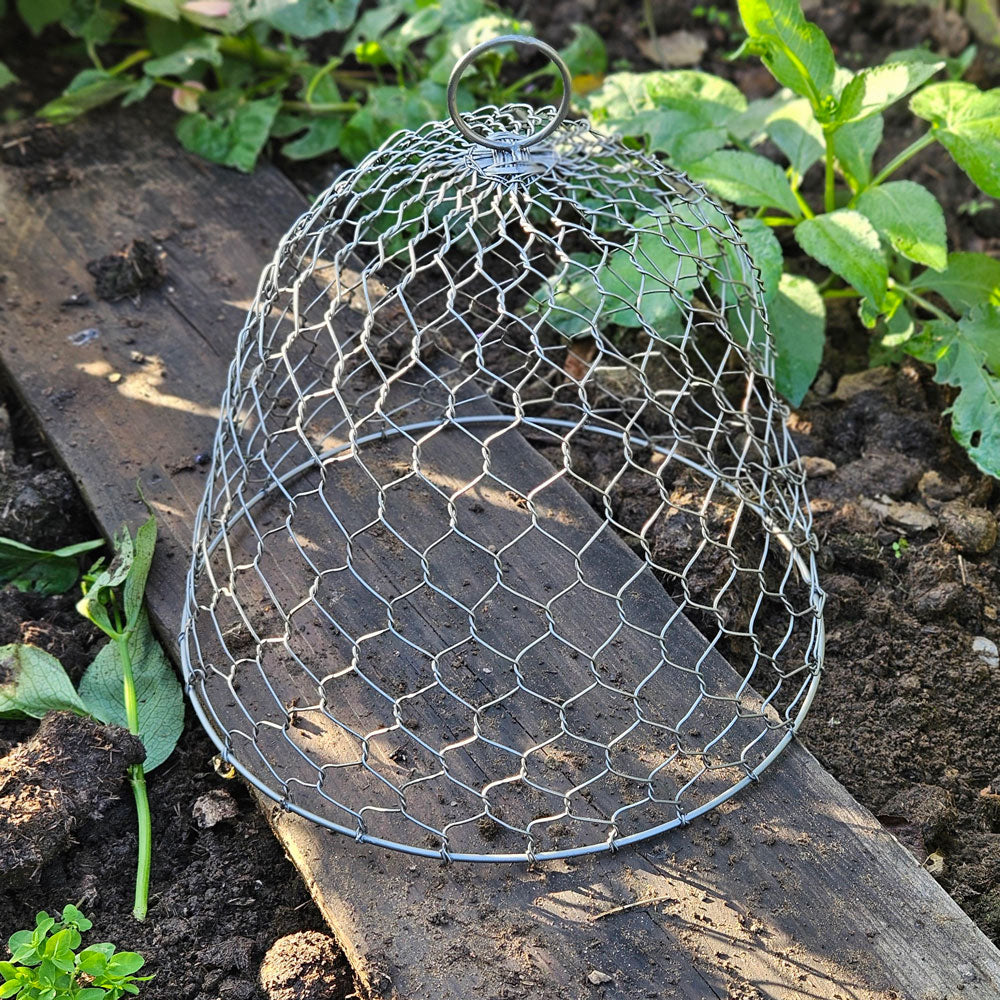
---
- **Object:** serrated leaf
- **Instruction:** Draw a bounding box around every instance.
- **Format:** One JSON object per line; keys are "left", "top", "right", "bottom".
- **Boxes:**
{"left": 688, "top": 149, "right": 800, "bottom": 215}
{"left": 855, "top": 180, "right": 947, "bottom": 271}
{"left": 582, "top": 70, "right": 747, "bottom": 130}
{"left": 143, "top": 36, "right": 222, "bottom": 77}
{"left": 795, "top": 209, "right": 887, "bottom": 307}
{"left": 763, "top": 96, "right": 825, "bottom": 176}
{"left": 0, "top": 536, "right": 102, "bottom": 595}
{"left": 728, "top": 89, "right": 797, "bottom": 142}
{"left": 911, "top": 81, "right": 1000, "bottom": 196}
{"left": 765, "top": 273, "right": 826, "bottom": 404}
{"left": 737, "top": 0, "right": 836, "bottom": 108}
{"left": 832, "top": 112, "right": 883, "bottom": 189}
{"left": 911, "top": 251, "right": 1000, "bottom": 311}
{"left": 905, "top": 309, "right": 1000, "bottom": 476}
{"left": 0, "top": 644, "right": 87, "bottom": 719}
{"left": 836, "top": 60, "right": 943, "bottom": 124}
{"left": 79, "top": 611, "right": 183, "bottom": 771}
{"left": 176, "top": 94, "right": 282, "bottom": 172}
{"left": 265, "top": 0, "right": 360, "bottom": 37}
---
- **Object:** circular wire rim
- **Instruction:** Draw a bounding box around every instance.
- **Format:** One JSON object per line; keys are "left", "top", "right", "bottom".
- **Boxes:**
{"left": 180, "top": 413, "right": 826, "bottom": 863}
{"left": 446, "top": 35, "right": 573, "bottom": 151}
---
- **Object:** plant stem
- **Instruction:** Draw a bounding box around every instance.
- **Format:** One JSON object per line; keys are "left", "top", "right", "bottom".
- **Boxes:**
{"left": 759, "top": 215, "right": 802, "bottom": 226}
{"left": 823, "top": 126, "right": 836, "bottom": 213}
{"left": 791, "top": 185, "right": 814, "bottom": 221}
{"left": 108, "top": 49, "right": 151, "bottom": 77}
{"left": 867, "top": 130, "right": 936, "bottom": 190}
{"left": 896, "top": 283, "right": 953, "bottom": 323}
{"left": 822, "top": 287, "right": 861, "bottom": 299}
{"left": 217, "top": 35, "right": 297, "bottom": 72}
{"left": 282, "top": 99, "right": 362, "bottom": 115}
{"left": 117, "top": 632, "right": 151, "bottom": 922}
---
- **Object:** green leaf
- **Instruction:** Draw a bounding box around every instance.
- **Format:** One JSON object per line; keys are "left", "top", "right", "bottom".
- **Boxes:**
{"left": 736, "top": 218, "right": 783, "bottom": 301}
{"left": 0, "top": 980, "right": 19, "bottom": 999}
{"left": 79, "top": 611, "right": 183, "bottom": 771}
{"left": 911, "top": 251, "right": 1000, "bottom": 311}
{"left": 763, "top": 96, "right": 825, "bottom": 176}
{"left": 560, "top": 24, "right": 606, "bottom": 78}
{"left": 911, "top": 81, "right": 1000, "bottom": 196}
{"left": 77, "top": 990, "right": 108, "bottom": 1000}
{"left": 836, "top": 60, "right": 943, "bottom": 124}
{"left": 795, "top": 209, "right": 887, "bottom": 307}
{"left": 765, "top": 273, "right": 826, "bottom": 404}
{"left": 687, "top": 150, "right": 800, "bottom": 215}
{"left": 0, "top": 536, "right": 102, "bottom": 595}
{"left": 905, "top": 308, "right": 1000, "bottom": 476}
{"left": 176, "top": 94, "right": 282, "bottom": 173}
{"left": 340, "top": 81, "right": 449, "bottom": 163}
{"left": 832, "top": 112, "right": 883, "bottom": 189}
{"left": 122, "top": 513, "right": 156, "bottom": 633}
{"left": 281, "top": 118, "right": 343, "bottom": 160}
{"left": 38, "top": 70, "right": 135, "bottom": 124}
{"left": 16, "top": 0, "right": 69, "bottom": 35}
{"left": 143, "top": 36, "right": 222, "bottom": 77}
{"left": 729, "top": 90, "right": 797, "bottom": 142}
{"left": 265, "top": 0, "right": 361, "bottom": 38}
{"left": 0, "top": 644, "right": 87, "bottom": 719}
{"left": 0, "top": 61, "right": 17, "bottom": 90}
{"left": 855, "top": 180, "right": 947, "bottom": 271}
{"left": 126, "top": 0, "right": 181, "bottom": 18}
{"left": 737, "top": 0, "right": 836, "bottom": 109}
{"left": 106, "top": 952, "right": 145, "bottom": 976}
{"left": 582, "top": 70, "right": 747, "bottom": 130}
{"left": 581, "top": 71, "right": 747, "bottom": 165}
{"left": 60, "top": 904, "right": 92, "bottom": 933}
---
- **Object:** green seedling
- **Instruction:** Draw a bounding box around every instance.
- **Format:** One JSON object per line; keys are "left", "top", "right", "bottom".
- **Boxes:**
{"left": 0, "top": 905, "right": 151, "bottom": 999}
{"left": 892, "top": 537, "right": 910, "bottom": 559}
{"left": 576, "top": 0, "right": 999, "bottom": 477}
{"left": 4, "top": 0, "right": 599, "bottom": 172}
{"left": 0, "top": 509, "right": 183, "bottom": 922}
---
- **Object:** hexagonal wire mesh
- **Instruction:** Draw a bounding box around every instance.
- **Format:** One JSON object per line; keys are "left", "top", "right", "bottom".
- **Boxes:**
{"left": 180, "top": 36, "right": 825, "bottom": 862}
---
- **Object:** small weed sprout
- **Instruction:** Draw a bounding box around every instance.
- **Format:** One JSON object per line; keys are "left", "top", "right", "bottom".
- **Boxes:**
{"left": 892, "top": 538, "right": 911, "bottom": 559}
{"left": 0, "top": 905, "right": 151, "bottom": 1000}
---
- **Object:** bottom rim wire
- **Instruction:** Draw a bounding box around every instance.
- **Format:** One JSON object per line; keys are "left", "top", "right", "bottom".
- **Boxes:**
{"left": 179, "top": 413, "right": 825, "bottom": 863}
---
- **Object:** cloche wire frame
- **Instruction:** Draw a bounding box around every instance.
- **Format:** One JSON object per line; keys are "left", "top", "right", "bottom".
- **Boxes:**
{"left": 180, "top": 35, "right": 825, "bottom": 863}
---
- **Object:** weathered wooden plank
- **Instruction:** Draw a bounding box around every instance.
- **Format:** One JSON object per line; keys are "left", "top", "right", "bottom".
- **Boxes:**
{"left": 2, "top": 107, "right": 1000, "bottom": 1000}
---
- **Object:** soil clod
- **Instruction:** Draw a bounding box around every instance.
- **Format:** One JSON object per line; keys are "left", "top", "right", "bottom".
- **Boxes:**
{"left": 86, "top": 240, "right": 165, "bottom": 302}
{"left": 259, "top": 931, "right": 352, "bottom": 1000}
{"left": 939, "top": 501, "right": 998, "bottom": 555}
{"left": 0, "top": 711, "right": 144, "bottom": 879}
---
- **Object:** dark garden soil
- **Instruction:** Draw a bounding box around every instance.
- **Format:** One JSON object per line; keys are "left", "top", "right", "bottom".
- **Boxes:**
{"left": 2, "top": 0, "right": 1000, "bottom": 995}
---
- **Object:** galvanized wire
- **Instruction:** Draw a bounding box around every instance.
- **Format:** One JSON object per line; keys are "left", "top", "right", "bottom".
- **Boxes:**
{"left": 180, "top": 84, "right": 824, "bottom": 862}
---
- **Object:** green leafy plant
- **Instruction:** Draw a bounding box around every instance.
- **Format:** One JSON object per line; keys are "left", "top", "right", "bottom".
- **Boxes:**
{"left": 1, "top": 905, "right": 150, "bottom": 999}
{"left": 0, "top": 511, "right": 183, "bottom": 922}
{"left": 2, "top": 0, "right": 598, "bottom": 171}
{"left": 891, "top": 537, "right": 910, "bottom": 559}
{"left": 0, "top": 538, "right": 103, "bottom": 595}
{"left": 579, "top": 0, "right": 1000, "bottom": 477}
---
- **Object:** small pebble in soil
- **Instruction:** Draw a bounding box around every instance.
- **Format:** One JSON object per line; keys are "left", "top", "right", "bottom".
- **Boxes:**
{"left": 259, "top": 931, "right": 351, "bottom": 1000}
{"left": 193, "top": 788, "right": 240, "bottom": 828}
{"left": 939, "top": 501, "right": 998, "bottom": 556}
{"left": 587, "top": 970, "right": 614, "bottom": 986}
{"left": 68, "top": 327, "right": 100, "bottom": 346}
{"left": 972, "top": 637, "right": 999, "bottom": 675}
{"left": 799, "top": 455, "right": 836, "bottom": 478}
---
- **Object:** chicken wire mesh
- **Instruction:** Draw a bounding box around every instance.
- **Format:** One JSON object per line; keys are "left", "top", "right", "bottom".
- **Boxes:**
{"left": 180, "top": 35, "right": 825, "bottom": 862}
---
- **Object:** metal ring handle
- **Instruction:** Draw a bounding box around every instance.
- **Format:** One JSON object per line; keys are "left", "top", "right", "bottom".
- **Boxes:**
{"left": 447, "top": 35, "right": 572, "bottom": 151}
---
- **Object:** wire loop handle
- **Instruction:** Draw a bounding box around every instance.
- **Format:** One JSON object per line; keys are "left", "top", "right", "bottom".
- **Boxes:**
{"left": 447, "top": 35, "right": 572, "bottom": 150}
